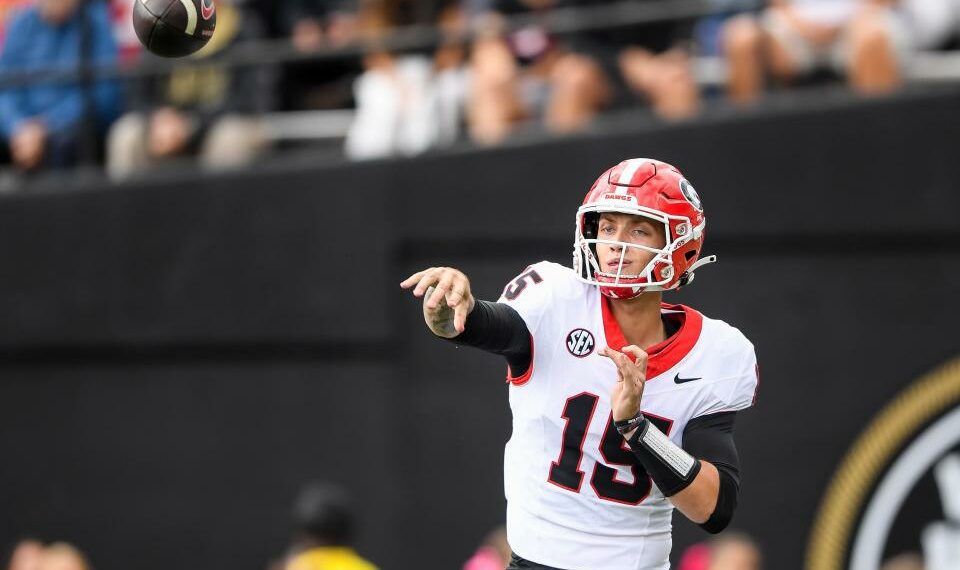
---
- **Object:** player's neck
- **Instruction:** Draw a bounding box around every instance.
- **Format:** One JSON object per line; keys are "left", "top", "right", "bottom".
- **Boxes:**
{"left": 608, "top": 292, "right": 666, "bottom": 350}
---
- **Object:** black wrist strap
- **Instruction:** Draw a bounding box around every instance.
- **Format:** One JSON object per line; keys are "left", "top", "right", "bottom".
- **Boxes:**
{"left": 627, "top": 419, "right": 702, "bottom": 497}
{"left": 614, "top": 410, "right": 646, "bottom": 435}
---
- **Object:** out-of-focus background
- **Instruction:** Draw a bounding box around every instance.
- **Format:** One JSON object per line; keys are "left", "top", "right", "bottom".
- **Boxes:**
{"left": 0, "top": 1, "right": 958, "bottom": 570}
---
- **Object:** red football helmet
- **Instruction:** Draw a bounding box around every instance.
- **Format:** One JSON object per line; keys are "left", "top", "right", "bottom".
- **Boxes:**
{"left": 572, "top": 158, "right": 716, "bottom": 299}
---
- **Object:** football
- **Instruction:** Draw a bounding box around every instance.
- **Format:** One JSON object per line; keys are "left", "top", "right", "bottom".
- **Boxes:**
{"left": 132, "top": 0, "right": 217, "bottom": 58}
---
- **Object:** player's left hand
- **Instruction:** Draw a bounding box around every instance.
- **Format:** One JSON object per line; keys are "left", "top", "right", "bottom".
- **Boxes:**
{"left": 400, "top": 266, "right": 475, "bottom": 337}
{"left": 600, "top": 345, "right": 647, "bottom": 421}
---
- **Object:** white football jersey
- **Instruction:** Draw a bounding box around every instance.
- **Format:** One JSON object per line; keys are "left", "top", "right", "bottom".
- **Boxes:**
{"left": 496, "top": 261, "right": 759, "bottom": 570}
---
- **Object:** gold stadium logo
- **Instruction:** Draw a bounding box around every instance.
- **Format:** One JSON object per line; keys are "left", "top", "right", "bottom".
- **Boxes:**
{"left": 806, "top": 357, "right": 960, "bottom": 570}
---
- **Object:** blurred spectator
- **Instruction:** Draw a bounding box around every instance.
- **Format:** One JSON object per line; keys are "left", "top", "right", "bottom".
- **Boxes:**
{"left": 432, "top": 5, "right": 471, "bottom": 146}
{"left": 468, "top": 0, "right": 700, "bottom": 145}
{"left": 109, "top": 0, "right": 142, "bottom": 63}
{"left": 7, "top": 539, "right": 42, "bottom": 570}
{"left": 723, "top": 0, "right": 908, "bottom": 103}
{"left": 468, "top": 0, "right": 607, "bottom": 142}
{"left": 880, "top": 552, "right": 924, "bottom": 570}
{"left": 694, "top": 0, "right": 762, "bottom": 59}
{"left": 677, "top": 533, "right": 762, "bottom": 570}
{"left": 462, "top": 525, "right": 511, "bottom": 570}
{"left": 708, "top": 532, "right": 762, "bottom": 570}
{"left": 617, "top": 23, "right": 701, "bottom": 120}
{"left": 344, "top": 48, "right": 437, "bottom": 158}
{"left": 35, "top": 544, "right": 89, "bottom": 570}
{"left": 466, "top": 13, "right": 523, "bottom": 143}
{"left": 0, "top": 0, "right": 121, "bottom": 172}
{"left": 677, "top": 543, "right": 711, "bottom": 570}
{"left": 106, "top": 0, "right": 273, "bottom": 180}
{"left": 0, "top": 0, "right": 30, "bottom": 50}
{"left": 345, "top": 0, "right": 469, "bottom": 159}
{"left": 273, "top": 0, "right": 362, "bottom": 112}
{"left": 284, "top": 481, "right": 378, "bottom": 570}
{"left": 280, "top": 0, "right": 360, "bottom": 51}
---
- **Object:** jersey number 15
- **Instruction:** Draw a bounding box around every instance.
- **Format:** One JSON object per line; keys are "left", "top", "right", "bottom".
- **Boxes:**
{"left": 548, "top": 392, "right": 673, "bottom": 505}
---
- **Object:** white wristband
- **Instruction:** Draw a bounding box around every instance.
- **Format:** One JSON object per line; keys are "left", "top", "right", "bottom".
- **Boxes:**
{"left": 639, "top": 420, "right": 697, "bottom": 478}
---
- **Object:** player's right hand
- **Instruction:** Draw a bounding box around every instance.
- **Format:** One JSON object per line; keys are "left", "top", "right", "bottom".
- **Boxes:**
{"left": 400, "top": 267, "right": 475, "bottom": 338}
{"left": 601, "top": 345, "right": 648, "bottom": 423}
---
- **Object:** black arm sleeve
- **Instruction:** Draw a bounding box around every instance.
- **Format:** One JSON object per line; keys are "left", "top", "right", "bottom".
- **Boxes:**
{"left": 682, "top": 411, "right": 741, "bottom": 534}
{"left": 445, "top": 300, "right": 532, "bottom": 377}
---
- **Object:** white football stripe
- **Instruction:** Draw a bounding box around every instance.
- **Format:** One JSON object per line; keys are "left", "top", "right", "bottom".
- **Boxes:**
{"left": 178, "top": 0, "right": 197, "bottom": 35}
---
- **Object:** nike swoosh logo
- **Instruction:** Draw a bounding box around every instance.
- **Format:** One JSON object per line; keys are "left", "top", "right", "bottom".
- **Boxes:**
{"left": 674, "top": 373, "right": 701, "bottom": 384}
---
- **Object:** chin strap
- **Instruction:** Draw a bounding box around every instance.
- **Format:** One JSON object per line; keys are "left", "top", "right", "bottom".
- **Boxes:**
{"left": 677, "top": 254, "right": 717, "bottom": 287}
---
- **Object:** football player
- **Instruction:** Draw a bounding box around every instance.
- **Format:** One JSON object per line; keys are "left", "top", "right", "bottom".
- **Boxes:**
{"left": 401, "top": 158, "right": 759, "bottom": 570}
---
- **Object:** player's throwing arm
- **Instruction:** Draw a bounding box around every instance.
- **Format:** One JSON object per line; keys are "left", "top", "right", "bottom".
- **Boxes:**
{"left": 400, "top": 267, "right": 476, "bottom": 338}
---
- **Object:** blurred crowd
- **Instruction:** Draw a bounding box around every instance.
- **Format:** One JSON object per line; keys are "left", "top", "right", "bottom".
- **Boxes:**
{"left": 7, "top": 541, "right": 90, "bottom": 570}
{"left": 3, "top": 481, "right": 764, "bottom": 570}
{"left": 0, "top": 479, "right": 946, "bottom": 570}
{"left": 4, "top": 482, "right": 382, "bottom": 570}
{"left": 1, "top": 0, "right": 960, "bottom": 182}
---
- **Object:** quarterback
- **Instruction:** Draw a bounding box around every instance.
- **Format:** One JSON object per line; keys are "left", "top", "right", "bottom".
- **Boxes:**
{"left": 401, "top": 158, "right": 759, "bottom": 570}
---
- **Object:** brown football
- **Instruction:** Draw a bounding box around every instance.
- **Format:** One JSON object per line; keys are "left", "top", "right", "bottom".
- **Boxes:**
{"left": 132, "top": 0, "right": 217, "bottom": 58}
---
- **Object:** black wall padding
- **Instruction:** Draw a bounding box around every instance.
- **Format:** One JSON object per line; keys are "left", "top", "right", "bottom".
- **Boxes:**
{"left": 1, "top": 87, "right": 959, "bottom": 570}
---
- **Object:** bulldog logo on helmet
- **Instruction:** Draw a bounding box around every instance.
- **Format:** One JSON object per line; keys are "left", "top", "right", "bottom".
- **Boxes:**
{"left": 679, "top": 179, "right": 702, "bottom": 212}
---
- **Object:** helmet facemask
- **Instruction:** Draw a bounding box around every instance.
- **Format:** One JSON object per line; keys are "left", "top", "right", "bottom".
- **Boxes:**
{"left": 573, "top": 206, "right": 700, "bottom": 298}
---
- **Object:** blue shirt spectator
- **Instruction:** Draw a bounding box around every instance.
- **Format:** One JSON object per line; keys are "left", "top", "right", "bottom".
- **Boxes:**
{"left": 0, "top": 0, "right": 120, "bottom": 171}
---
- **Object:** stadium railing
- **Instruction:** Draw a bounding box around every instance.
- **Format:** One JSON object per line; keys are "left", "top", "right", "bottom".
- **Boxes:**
{"left": 3, "top": 0, "right": 960, "bottom": 161}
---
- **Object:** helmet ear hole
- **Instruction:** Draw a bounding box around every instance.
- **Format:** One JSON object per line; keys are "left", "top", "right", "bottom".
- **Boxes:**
{"left": 583, "top": 212, "right": 599, "bottom": 239}
{"left": 685, "top": 250, "right": 698, "bottom": 262}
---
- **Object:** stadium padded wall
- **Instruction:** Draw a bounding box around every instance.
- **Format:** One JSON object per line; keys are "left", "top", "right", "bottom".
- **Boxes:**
{"left": 1, "top": 88, "right": 959, "bottom": 570}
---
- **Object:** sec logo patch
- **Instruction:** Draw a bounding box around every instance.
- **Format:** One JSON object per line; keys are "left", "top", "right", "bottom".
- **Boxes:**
{"left": 566, "top": 328, "right": 595, "bottom": 357}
